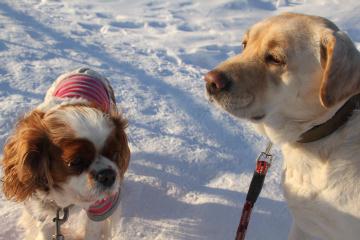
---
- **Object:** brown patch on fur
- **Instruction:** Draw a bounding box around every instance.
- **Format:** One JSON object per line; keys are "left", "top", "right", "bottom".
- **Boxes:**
{"left": 101, "top": 114, "right": 130, "bottom": 179}
{"left": 1, "top": 108, "right": 99, "bottom": 202}
{"left": 43, "top": 111, "right": 74, "bottom": 144}
{"left": 51, "top": 138, "right": 96, "bottom": 180}
{"left": 2, "top": 111, "right": 50, "bottom": 201}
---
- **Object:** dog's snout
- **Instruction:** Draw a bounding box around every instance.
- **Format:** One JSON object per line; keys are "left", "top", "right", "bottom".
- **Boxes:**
{"left": 94, "top": 169, "right": 116, "bottom": 187}
{"left": 204, "top": 70, "right": 231, "bottom": 94}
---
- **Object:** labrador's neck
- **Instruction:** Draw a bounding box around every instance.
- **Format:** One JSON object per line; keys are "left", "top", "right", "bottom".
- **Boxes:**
{"left": 255, "top": 102, "right": 360, "bottom": 162}
{"left": 253, "top": 97, "right": 348, "bottom": 145}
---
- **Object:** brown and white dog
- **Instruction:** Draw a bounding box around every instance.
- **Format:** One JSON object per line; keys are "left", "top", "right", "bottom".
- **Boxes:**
{"left": 205, "top": 13, "right": 360, "bottom": 239}
{"left": 2, "top": 68, "right": 130, "bottom": 240}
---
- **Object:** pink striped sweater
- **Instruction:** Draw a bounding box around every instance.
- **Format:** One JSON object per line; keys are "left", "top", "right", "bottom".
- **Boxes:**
{"left": 53, "top": 74, "right": 111, "bottom": 113}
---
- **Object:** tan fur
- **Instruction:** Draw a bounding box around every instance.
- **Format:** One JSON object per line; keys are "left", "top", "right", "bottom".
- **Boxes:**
{"left": 102, "top": 115, "right": 130, "bottom": 178}
{"left": 320, "top": 29, "right": 360, "bottom": 107}
{"left": 206, "top": 13, "right": 360, "bottom": 239}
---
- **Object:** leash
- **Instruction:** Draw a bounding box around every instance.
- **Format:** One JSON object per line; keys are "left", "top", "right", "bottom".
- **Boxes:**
{"left": 52, "top": 207, "right": 70, "bottom": 240}
{"left": 235, "top": 142, "right": 273, "bottom": 240}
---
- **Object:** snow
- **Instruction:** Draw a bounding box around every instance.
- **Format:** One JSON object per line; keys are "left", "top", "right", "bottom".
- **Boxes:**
{"left": 0, "top": 0, "right": 359, "bottom": 239}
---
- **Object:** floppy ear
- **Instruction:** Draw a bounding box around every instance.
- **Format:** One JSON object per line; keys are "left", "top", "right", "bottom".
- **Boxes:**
{"left": 111, "top": 114, "right": 130, "bottom": 178}
{"left": 320, "top": 29, "right": 360, "bottom": 108}
{"left": 2, "top": 111, "right": 51, "bottom": 202}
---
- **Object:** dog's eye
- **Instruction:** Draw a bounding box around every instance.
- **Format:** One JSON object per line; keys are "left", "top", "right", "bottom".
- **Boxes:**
{"left": 68, "top": 157, "right": 88, "bottom": 171}
{"left": 242, "top": 41, "right": 247, "bottom": 49}
{"left": 265, "top": 53, "right": 284, "bottom": 65}
{"left": 68, "top": 157, "right": 91, "bottom": 173}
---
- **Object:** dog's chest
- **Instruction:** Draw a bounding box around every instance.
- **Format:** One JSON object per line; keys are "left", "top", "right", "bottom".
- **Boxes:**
{"left": 282, "top": 146, "right": 327, "bottom": 200}
{"left": 281, "top": 144, "right": 360, "bottom": 239}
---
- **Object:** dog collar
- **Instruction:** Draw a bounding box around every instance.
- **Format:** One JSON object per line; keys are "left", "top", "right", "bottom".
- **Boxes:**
{"left": 53, "top": 74, "right": 111, "bottom": 113}
{"left": 298, "top": 94, "right": 360, "bottom": 143}
{"left": 86, "top": 191, "right": 121, "bottom": 222}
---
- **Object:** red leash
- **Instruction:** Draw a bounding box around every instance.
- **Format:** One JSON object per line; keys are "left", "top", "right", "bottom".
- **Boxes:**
{"left": 235, "top": 142, "right": 273, "bottom": 240}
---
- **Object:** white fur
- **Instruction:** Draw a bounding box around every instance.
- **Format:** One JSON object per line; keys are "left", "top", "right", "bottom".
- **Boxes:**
{"left": 280, "top": 115, "right": 360, "bottom": 239}
{"left": 49, "top": 107, "right": 113, "bottom": 151}
{"left": 20, "top": 200, "right": 113, "bottom": 240}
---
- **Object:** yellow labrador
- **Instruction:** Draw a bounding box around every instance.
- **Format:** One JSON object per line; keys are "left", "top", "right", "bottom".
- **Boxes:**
{"left": 205, "top": 13, "right": 360, "bottom": 240}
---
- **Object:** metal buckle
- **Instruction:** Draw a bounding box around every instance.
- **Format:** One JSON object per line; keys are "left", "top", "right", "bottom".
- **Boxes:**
{"left": 255, "top": 142, "right": 273, "bottom": 175}
{"left": 52, "top": 207, "right": 70, "bottom": 240}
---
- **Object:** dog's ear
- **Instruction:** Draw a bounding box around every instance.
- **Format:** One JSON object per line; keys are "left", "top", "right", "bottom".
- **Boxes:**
{"left": 319, "top": 29, "right": 360, "bottom": 108}
{"left": 110, "top": 114, "right": 130, "bottom": 178}
{"left": 2, "top": 111, "right": 51, "bottom": 202}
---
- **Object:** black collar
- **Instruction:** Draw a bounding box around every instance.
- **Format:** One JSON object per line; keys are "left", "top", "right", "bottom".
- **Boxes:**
{"left": 297, "top": 94, "right": 360, "bottom": 143}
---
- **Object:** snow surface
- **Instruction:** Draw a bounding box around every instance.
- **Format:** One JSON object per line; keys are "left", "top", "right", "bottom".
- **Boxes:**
{"left": 0, "top": 0, "right": 360, "bottom": 239}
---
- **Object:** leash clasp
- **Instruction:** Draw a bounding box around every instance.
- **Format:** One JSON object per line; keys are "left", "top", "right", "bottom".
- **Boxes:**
{"left": 255, "top": 142, "right": 273, "bottom": 175}
{"left": 52, "top": 207, "right": 70, "bottom": 240}
{"left": 235, "top": 141, "right": 274, "bottom": 240}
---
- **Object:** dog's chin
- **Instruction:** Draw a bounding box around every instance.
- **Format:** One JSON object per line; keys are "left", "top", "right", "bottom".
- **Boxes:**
{"left": 65, "top": 190, "right": 118, "bottom": 209}
{"left": 87, "top": 183, "right": 120, "bottom": 201}
{"left": 50, "top": 181, "right": 120, "bottom": 209}
{"left": 210, "top": 96, "right": 266, "bottom": 122}
{"left": 228, "top": 108, "right": 266, "bottom": 123}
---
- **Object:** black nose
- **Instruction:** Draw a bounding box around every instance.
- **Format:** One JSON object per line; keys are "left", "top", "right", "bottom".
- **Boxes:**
{"left": 95, "top": 169, "right": 116, "bottom": 187}
{"left": 204, "top": 70, "right": 231, "bottom": 94}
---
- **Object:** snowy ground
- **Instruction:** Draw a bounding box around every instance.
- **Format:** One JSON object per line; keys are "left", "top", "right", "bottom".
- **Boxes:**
{"left": 1, "top": 0, "right": 360, "bottom": 239}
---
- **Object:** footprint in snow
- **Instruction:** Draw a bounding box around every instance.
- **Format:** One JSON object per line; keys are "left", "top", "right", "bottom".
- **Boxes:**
{"left": 78, "top": 22, "right": 101, "bottom": 31}
{"left": 178, "top": 1, "right": 193, "bottom": 7}
{"left": 0, "top": 41, "right": 8, "bottom": 51}
{"left": 25, "top": 30, "right": 42, "bottom": 40}
{"left": 95, "top": 12, "right": 110, "bottom": 19}
{"left": 110, "top": 21, "right": 144, "bottom": 29}
{"left": 177, "top": 23, "right": 201, "bottom": 32}
{"left": 222, "top": 0, "right": 276, "bottom": 10}
{"left": 147, "top": 21, "right": 167, "bottom": 29}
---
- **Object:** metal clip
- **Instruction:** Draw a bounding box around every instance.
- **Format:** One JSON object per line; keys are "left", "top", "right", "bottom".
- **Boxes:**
{"left": 52, "top": 207, "right": 69, "bottom": 240}
{"left": 255, "top": 142, "right": 273, "bottom": 175}
{"left": 258, "top": 142, "right": 273, "bottom": 163}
